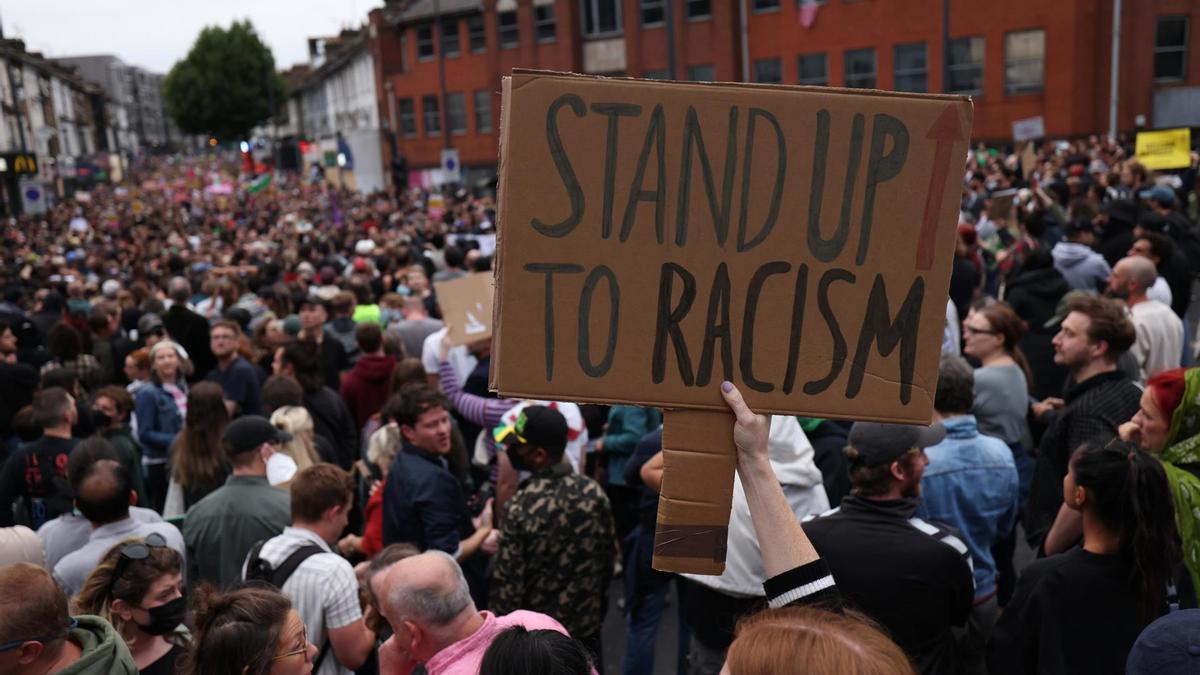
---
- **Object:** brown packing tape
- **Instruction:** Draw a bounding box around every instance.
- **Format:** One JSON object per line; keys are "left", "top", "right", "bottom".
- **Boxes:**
{"left": 653, "top": 408, "right": 737, "bottom": 575}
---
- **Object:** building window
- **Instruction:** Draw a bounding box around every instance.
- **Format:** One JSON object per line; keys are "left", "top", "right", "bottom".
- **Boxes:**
{"left": 474, "top": 89, "right": 493, "bottom": 133}
{"left": 1004, "top": 29, "right": 1044, "bottom": 95}
{"left": 583, "top": 0, "right": 622, "bottom": 36}
{"left": 398, "top": 98, "right": 417, "bottom": 137}
{"left": 686, "top": 0, "right": 711, "bottom": 20}
{"left": 947, "top": 36, "right": 984, "bottom": 95}
{"left": 844, "top": 48, "right": 876, "bottom": 88}
{"left": 643, "top": 69, "right": 669, "bottom": 79}
{"left": 417, "top": 25, "right": 435, "bottom": 61}
{"left": 797, "top": 53, "right": 826, "bottom": 85}
{"left": 446, "top": 92, "right": 467, "bottom": 134}
{"left": 441, "top": 18, "right": 461, "bottom": 57}
{"left": 641, "top": 0, "right": 665, "bottom": 26}
{"left": 686, "top": 64, "right": 714, "bottom": 81}
{"left": 535, "top": 5, "right": 556, "bottom": 43}
{"left": 498, "top": 11, "right": 519, "bottom": 48}
{"left": 753, "top": 57, "right": 782, "bottom": 84}
{"left": 753, "top": 0, "right": 780, "bottom": 11}
{"left": 1155, "top": 16, "right": 1189, "bottom": 82}
{"left": 423, "top": 95, "right": 441, "bottom": 136}
{"left": 893, "top": 42, "right": 927, "bottom": 92}
{"left": 467, "top": 15, "right": 487, "bottom": 53}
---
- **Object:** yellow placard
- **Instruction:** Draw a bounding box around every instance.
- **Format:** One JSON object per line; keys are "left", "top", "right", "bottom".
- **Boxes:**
{"left": 1136, "top": 128, "right": 1192, "bottom": 170}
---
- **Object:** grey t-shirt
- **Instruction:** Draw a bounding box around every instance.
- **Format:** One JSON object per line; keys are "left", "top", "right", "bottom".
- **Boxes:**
{"left": 972, "top": 364, "right": 1032, "bottom": 447}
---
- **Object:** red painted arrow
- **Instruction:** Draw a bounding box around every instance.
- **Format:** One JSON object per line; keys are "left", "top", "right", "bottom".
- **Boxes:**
{"left": 917, "top": 106, "right": 968, "bottom": 270}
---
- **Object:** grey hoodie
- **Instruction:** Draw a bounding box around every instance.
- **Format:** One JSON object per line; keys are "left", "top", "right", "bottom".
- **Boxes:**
{"left": 1052, "top": 241, "right": 1112, "bottom": 292}
{"left": 57, "top": 615, "right": 138, "bottom": 675}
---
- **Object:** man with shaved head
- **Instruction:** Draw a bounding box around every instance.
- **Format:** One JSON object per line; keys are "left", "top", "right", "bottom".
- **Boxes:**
{"left": 376, "top": 550, "right": 571, "bottom": 674}
{"left": 1106, "top": 255, "right": 1183, "bottom": 382}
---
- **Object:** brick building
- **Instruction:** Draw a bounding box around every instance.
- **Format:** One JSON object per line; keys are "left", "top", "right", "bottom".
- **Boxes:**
{"left": 369, "top": 0, "right": 1200, "bottom": 186}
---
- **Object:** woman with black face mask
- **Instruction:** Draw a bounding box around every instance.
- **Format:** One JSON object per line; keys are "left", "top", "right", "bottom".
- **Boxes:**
{"left": 72, "top": 534, "right": 190, "bottom": 674}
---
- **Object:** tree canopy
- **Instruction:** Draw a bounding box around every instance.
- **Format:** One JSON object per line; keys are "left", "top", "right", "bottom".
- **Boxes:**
{"left": 163, "top": 20, "right": 286, "bottom": 141}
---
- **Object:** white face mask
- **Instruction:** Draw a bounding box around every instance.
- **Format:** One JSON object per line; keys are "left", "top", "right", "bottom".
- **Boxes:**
{"left": 266, "top": 450, "right": 299, "bottom": 486}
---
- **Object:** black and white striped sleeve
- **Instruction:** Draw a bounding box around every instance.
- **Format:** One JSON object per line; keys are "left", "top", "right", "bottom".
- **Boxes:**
{"left": 762, "top": 558, "right": 842, "bottom": 611}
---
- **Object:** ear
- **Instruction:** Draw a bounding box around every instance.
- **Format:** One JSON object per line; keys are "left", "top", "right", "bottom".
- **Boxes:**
{"left": 403, "top": 620, "right": 422, "bottom": 653}
{"left": 889, "top": 459, "right": 907, "bottom": 483}
{"left": 111, "top": 597, "right": 135, "bottom": 622}
{"left": 128, "top": 490, "right": 138, "bottom": 507}
{"left": 399, "top": 424, "right": 416, "bottom": 444}
{"left": 18, "top": 641, "right": 45, "bottom": 664}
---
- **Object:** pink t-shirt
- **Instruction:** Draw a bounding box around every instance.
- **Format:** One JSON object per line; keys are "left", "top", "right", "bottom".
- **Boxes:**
{"left": 380, "top": 610, "right": 568, "bottom": 675}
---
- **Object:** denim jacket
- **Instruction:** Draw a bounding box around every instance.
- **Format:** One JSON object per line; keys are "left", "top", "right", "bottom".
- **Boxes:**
{"left": 918, "top": 415, "right": 1019, "bottom": 602}
{"left": 134, "top": 384, "right": 183, "bottom": 460}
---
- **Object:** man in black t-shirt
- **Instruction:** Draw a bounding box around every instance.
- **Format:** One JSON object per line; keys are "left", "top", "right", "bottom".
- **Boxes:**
{"left": 802, "top": 421, "right": 974, "bottom": 675}
{"left": 0, "top": 387, "right": 80, "bottom": 528}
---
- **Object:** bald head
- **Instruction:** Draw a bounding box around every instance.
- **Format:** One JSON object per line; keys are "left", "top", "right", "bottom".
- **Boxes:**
{"left": 1117, "top": 256, "right": 1158, "bottom": 292}
{"left": 382, "top": 551, "right": 473, "bottom": 629}
{"left": 75, "top": 459, "right": 132, "bottom": 525}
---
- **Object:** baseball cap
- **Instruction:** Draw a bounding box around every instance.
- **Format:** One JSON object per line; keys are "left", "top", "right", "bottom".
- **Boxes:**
{"left": 1139, "top": 185, "right": 1177, "bottom": 206}
{"left": 846, "top": 421, "right": 945, "bottom": 467}
{"left": 1043, "top": 289, "right": 1092, "bottom": 329}
{"left": 223, "top": 415, "right": 292, "bottom": 457}
{"left": 138, "top": 313, "right": 165, "bottom": 336}
{"left": 1126, "top": 609, "right": 1200, "bottom": 674}
{"left": 493, "top": 405, "right": 568, "bottom": 456}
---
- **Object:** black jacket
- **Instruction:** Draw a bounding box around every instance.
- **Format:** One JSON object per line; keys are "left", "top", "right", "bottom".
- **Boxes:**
{"left": 303, "top": 386, "right": 359, "bottom": 469}
{"left": 806, "top": 420, "right": 851, "bottom": 507}
{"left": 1004, "top": 267, "right": 1070, "bottom": 400}
{"left": 163, "top": 305, "right": 216, "bottom": 380}
{"left": 802, "top": 496, "right": 974, "bottom": 675}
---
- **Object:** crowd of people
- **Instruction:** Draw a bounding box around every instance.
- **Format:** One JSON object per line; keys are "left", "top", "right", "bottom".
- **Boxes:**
{"left": 0, "top": 134, "right": 1197, "bottom": 675}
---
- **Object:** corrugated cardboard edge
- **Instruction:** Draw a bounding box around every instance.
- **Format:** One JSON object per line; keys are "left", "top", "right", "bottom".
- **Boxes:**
{"left": 653, "top": 408, "right": 737, "bottom": 575}
{"left": 489, "top": 76, "right": 513, "bottom": 394}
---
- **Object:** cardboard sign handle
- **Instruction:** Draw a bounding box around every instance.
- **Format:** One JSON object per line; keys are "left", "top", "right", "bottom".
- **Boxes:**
{"left": 652, "top": 408, "right": 737, "bottom": 575}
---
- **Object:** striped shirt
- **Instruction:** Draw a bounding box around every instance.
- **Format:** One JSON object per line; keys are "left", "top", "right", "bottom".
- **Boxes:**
{"left": 242, "top": 527, "right": 362, "bottom": 675}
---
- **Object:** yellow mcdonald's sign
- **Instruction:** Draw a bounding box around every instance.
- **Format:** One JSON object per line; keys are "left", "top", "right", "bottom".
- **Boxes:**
{"left": 1, "top": 153, "right": 38, "bottom": 176}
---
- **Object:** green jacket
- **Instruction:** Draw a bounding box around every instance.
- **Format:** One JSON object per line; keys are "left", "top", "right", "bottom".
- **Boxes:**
{"left": 603, "top": 406, "right": 662, "bottom": 487}
{"left": 58, "top": 615, "right": 138, "bottom": 675}
{"left": 103, "top": 427, "right": 147, "bottom": 507}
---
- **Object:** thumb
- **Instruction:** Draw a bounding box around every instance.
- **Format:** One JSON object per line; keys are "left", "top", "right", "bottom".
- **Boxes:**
{"left": 720, "top": 381, "right": 753, "bottom": 423}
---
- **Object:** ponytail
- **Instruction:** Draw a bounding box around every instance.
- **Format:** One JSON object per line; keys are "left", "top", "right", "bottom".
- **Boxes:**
{"left": 1070, "top": 440, "right": 1180, "bottom": 626}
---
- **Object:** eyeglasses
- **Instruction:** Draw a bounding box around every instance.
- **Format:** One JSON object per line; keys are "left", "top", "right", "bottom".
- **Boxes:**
{"left": 271, "top": 625, "right": 311, "bottom": 662}
{"left": 0, "top": 618, "right": 77, "bottom": 652}
{"left": 963, "top": 325, "right": 999, "bottom": 336}
{"left": 106, "top": 533, "right": 168, "bottom": 599}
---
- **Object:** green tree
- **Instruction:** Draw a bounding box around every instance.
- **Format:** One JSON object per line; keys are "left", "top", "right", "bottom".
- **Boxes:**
{"left": 163, "top": 20, "right": 286, "bottom": 141}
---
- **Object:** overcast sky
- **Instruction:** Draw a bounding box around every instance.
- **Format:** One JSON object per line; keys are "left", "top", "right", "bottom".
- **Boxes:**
{"left": 0, "top": 0, "right": 381, "bottom": 73}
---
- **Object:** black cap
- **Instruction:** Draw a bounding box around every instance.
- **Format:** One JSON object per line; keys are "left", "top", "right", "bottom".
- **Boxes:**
{"left": 846, "top": 421, "right": 946, "bottom": 467}
{"left": 493, "top": 405, "right": 568, "bottom": 457}
{"left": 1102, "top": 199, "right": 1138, "bottom": 228}
{"left": 222, "top": 415, "right": 292, "bottom": 457}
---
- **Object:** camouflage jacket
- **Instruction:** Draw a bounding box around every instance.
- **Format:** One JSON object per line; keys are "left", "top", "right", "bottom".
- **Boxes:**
{"left": 490, "top": 463, "right": 615, "bottom": 642}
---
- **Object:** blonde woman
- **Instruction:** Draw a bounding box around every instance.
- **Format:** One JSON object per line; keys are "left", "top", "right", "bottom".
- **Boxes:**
{"left": 269, "top": 405, "right": 322, "bottom": 485}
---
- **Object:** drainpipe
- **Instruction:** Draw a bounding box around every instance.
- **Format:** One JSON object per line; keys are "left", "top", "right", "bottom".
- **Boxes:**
{"left": 1108, "top": 0, "right": 1121, "bottom": 140}
{"left": 738, "top": 0, "right": 749, "bottom": 82}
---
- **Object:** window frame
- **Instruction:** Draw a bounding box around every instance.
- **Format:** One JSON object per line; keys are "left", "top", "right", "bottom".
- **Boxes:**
{"left": 752, "top": 0, "right": 781, "bottom": 13}
{"left": 446, "top": 92, "right": 467, "bottom": 135}
{"left": 797, "top": 53, "right": 827, "bottom": 86}
{"left": 416, "top": 24, "right": 435, "bottom": 62}
{"left": 582, "top": 0, "right": 623, "bottom": 37}
{"left": 641, "top": 0, "right": 666, "bottom": 27}
{"left": 467, "top": 15, "right": 487, "bottom": 53}
{"left": 1003, "top": 29, "right": 1045, "bottom": 96}
{"left": 474, "top": 89, "right": 493, "bottom": 133}
{"left": 685, "top": 0, "right": 711, "bottom": 21}
{"left": 843, "top": 47, "right": 877, "bottom": 89}
{"left": 422, "top": 94, "right": 441, "bottom": 137}
{"left": 440, "top": 18, "right": 461, "bottom": 58}
{"left": 753, "top": 57, "right": 783, "bottom": 84}
{"left": 535, "top": 5, "right": 557, "bottom": 43}
{"left": 398, "top": 97, "right": 417, "bottom": 138}
{"left": 892, "top": 41, "right": 928, "bottom": 93}
{"left": 497, "top": 10, "right": 519, "bottom": 49}
{"left": 946, "top": 35, "right": 985, "bottom": 96}
{"left": 1154, "top": 15, "right": 1189, "bottom": 83}
{"left": 686, "top": 64, "right": 714, "bottom": 81}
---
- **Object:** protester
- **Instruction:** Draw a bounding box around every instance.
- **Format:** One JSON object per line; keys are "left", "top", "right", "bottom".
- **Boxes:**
{"left": 205, "top": 319, "right": 263, "bottom": 417}
{"left": 0, "top": 562, "right": 137, "bottom": 674}
{"left": 91, "top": 385, "right": 148, "bottom": 506}
{"left": 339, "top": 322, "right": 396, "bottom": 430}
{"left": 478, "top": 627, "right": 594, "bottom": 675}
{"left": 181, "top": 584, "right": 317, "bottom": 674}
{"left": 599, "top": 405, "right": 663, "bottom": 552}
{"left": 1028, "top": 294, "right": 1141, "bottom": 553}
{"left": 919, "top": 356, "right": 1018, "bottom": 673}
{"left": 0, "top": 386, "right": 80, "bottom": 527}
{"left": 490, "top": 405, "right": 615, "bottom": 659}
{"left": 1107, "top": 256, "right": 1184, "bottom": 382}
{"left": 71, "top": 536, "right": 189, "bottom": 674}
{"left": 161, "top": 278, "right": 215, "bottom": 380}
{"left": 53, "top": 445, "right": 185, "bottom": 597}
{"left": 987, "top": 440, "right": 1193, "bottom": 674}
{"left": 1052, "top": 219, "right": 1111, "bottom": 292}
{"left": 275, "top": 340, "right": 358, "bottom": 469}
{"left": 1002, "top": 248, "right": 1070, "bottom": 399}
{"left": 182, "top": 415, "right": 292, "bottom": 588}
{"left": 269, "top": 405, "right": 323, "bottom": 476}
{"left": 296, "top": 297, "right": 350, "bottom": 390}
{"left": 164, "top": 381, "right": 231, "bottom": 516}
{"left": 134, "top": 340, "right": 189, "bottom": 510}
{"left": 41, "top": 323, "right": 104, "bottom": 392}
{"left": 243, "top": 463, "right": 376, "bottom": 674}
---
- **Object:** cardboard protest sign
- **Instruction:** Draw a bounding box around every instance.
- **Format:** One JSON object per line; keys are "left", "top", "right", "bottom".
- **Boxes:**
{"left": 1011, "top": 116, "right": 1045, "bottom": 143}
{"left": 492, "top": 70, "right": 972, "bottom": 573}
{"left": 435, "top": 273, "right": 495, "bottom": 346}
{"left": 1136, "top": 128, "right": 1192, "bottom": 170}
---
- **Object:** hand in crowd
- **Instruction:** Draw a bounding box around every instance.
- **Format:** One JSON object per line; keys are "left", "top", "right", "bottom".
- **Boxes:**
{"left": 1030, "top": 396, "right": 1064, "bottom": 421}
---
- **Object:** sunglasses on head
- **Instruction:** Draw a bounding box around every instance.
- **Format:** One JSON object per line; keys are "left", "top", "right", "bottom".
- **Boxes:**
{"left": 106, "top": 533, "right": 169, "bottom": 598}
{"left": 0, "top": 618, "right": 77, "bottom": 652}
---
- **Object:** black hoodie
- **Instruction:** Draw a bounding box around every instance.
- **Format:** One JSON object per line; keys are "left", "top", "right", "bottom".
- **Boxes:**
{"left": 1005, "top": 266, "right": 1070, "bottom": 400}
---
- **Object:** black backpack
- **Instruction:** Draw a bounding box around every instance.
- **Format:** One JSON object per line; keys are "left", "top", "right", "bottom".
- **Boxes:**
{"left": 245, "top": 541, "right": 333, "bottom": 671}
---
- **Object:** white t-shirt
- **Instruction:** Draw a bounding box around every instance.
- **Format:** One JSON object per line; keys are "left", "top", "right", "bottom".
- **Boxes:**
{"left": 421, "top": 326, "right": 478, "bottom": 387}
{"left": 1148, "top": 276, "right": 1173, "bottom": 308}
{"left": 1130, "top": 299, "right": 1184, "bottom": 383}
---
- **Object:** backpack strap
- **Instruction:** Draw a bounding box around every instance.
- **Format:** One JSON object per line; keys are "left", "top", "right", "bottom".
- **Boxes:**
{"left": 244, "top": 540, "right": 269, "bottom": 581}
{"left": 270, "top": 544, "right": 327, "bottom": 588}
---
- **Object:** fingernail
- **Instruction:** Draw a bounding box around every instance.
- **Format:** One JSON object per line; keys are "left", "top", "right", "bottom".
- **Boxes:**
{"left": 721, "top": 381, "right": 733, "bottom": 393}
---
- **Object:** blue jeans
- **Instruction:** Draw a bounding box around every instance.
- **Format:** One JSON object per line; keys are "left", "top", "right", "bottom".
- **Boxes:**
{"left": 622, "top": 528, "right": 689, "bottom": 675}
